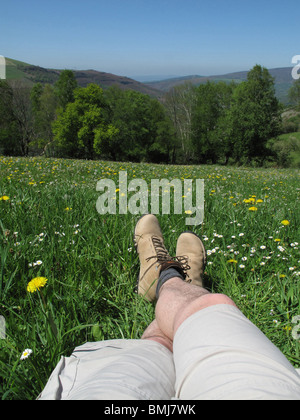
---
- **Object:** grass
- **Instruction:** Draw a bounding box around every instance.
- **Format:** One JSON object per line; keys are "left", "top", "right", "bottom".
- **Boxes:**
{"left": 0, "top": 156, "right": 299, "bottom": 400}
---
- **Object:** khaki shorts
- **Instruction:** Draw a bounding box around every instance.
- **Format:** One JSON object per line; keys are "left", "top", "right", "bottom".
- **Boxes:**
{"left": 38, "top": 304, "right": 300, "bottom": 400}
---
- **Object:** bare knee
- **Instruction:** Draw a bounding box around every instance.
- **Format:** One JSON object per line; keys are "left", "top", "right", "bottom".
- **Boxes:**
{"left": 173, "top": 293, "right": 237, "bottom": 335}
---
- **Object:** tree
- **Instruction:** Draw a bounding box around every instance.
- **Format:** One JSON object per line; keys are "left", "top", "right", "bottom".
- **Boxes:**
{"left": 55, "top": 70, "right": 78, "bottom": 109}
{"left": 288, "top": 79, "right": 300, "bottom": 109}
{"left": 164, "top": 83, "right": 196, "bottom": 163}
{"left": 227, "top": 65, "right": 282, "bottom": 164}
{"left": 0, "top": 80, "right": 34, "bottom": 156}
{"left": 192, "top": 81, "right": 234, "bottom": 164}
{"left": 53, "top": 84, "right": 116, "bottom": 159}
{"left": 104, "top": 87, "right": 174, "bottom": 162}
{"left": 31, "top": 83, "right": 58, "bottom": 155}
{"left": 0, "top": 81, "right": 21, "bottom": 155}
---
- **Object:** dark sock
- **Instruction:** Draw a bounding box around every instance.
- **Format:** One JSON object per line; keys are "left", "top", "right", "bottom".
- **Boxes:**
{"left": 156, "top": 267, "right": 184, "bottom": 299}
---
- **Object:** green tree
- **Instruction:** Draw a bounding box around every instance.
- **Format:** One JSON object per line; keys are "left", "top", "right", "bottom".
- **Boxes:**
{"left": 0, "top": 81, "right": 21, "bottom": 155}
{"left": 227, "top": 65, "right": 282, "bottom": 164}
{"left": 192, "top": 81, "right": 234, "bottom": 164}
{"left": 0, "top": 80, "right": 34, "bottom": 156}
{"left": 288, "top": 79, "right": 300, "bottom": 109}
{"left": 53, "top": 84, "right": 116, "bottom": 159}
{"left": 31, "top": 83, "right": 58, "bottom": 155}
{"left": 104, "top": 87, "right": 174, "bottom": 162}
{"left": 164, "top": 83, "right": 196, "bottom": 163}
{"left": 55, "top": 70, "right": 78, "bottom": 109}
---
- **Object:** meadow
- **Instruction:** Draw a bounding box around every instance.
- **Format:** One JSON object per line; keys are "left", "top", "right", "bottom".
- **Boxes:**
{"left": 0, "top": 155, "right": 299, "bottom": 400}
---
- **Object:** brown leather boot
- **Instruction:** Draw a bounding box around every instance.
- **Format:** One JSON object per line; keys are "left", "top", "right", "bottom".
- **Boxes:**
{"left": 176, "top": 232, "right": 207, "bottom": 287}
{"left": 134, "top": 215, "right": 185, "bottom": 302}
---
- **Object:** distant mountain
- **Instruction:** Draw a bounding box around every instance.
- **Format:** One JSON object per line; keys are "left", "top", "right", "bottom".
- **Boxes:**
{"left": 145, "top": 67, "right": 295, "bottom": 104}
{"left": 4, "top": 58, "right": 295, "bottom": 104}
{"left": 4, "top": 58, "right": 163, "bottom": 99}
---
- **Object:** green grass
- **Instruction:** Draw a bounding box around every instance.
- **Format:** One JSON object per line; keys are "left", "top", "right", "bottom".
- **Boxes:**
{"left": 0, "top": 156, "right": 299, "bottom": 399}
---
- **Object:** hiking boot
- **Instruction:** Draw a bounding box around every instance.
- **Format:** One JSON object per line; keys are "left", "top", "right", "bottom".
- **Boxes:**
{"left": 134, "top": 215, "right": 185, "bottom": 302}
{"left": 176, "top": 232, "right": 207, "bottom": 287}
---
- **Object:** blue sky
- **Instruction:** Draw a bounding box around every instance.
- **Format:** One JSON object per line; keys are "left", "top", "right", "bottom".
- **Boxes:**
{"left": 1, "top": 0, "right": 299, "bottom": 79}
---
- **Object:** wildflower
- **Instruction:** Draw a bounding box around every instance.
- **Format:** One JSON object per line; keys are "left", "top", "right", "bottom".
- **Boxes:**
{"left": 248, "top": 207, "right": 258, "bottom": 212}
{"left": 65, "top": 207, "right": 72, "bottom": 211}
{"left": 256, "top": 199, "right": 263, "bottom": 203}
{"left": 239, "top": 264, "right": 245, "bottom": 269}
{"left": 20, "top": 349, "right": 33, "bottom": 360}
{"left": 260, "top": 245, "right": 266, "bottom": 250}
{"left": 281, "top": 220, "right": 290, "bottom": 226}
{"left": 0, "top": 196, "right": 10, "bottom": 201}
{"left": 27, "top": 277, "right": 48, "bottom": 293}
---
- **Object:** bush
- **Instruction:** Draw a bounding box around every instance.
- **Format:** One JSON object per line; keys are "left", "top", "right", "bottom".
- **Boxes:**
{"left": 268, "top": 133, "right": 300, "bottom": 168}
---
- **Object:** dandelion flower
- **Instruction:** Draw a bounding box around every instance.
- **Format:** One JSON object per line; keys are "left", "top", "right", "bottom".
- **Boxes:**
{"left": 0, "top": 196, "right": 10, "bottom": 201}
{"left": 281, "top": 220, "right": 290, "bottom": 226}
{"left": 20, "top": 349, "right": 33, "bottom": 360}
{"left": 248, "top": 207, "right": 258, "bottom": 212}
{"left": 227, "top": 259, "right": 238, "bottom": 264}
{"left": 27, "top": 277, "right": 48, "bottom": 293}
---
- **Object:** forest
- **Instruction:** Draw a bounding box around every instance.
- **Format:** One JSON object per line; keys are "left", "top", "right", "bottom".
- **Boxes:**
{"left": 0, "top": 64, "right": 300, "bottom": 167}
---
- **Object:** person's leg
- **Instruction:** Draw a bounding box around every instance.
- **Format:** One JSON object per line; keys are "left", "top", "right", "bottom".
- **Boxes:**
{"left": 141, "top": 319, "right": 173, "bottom": 352}
{"left": 152, "top": 231, "right": 300, "bottom": 400}
{"left": 155, "top": 277, "right": 236, "bottom": 342}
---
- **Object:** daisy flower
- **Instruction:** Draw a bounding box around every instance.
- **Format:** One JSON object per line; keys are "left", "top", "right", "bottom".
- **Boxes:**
{"left": 20, "top": 349, "right": 33, "bottom": 360}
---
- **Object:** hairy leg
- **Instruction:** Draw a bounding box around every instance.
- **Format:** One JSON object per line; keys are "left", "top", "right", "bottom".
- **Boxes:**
{"left": 155, "top": 277, "right": 237, "bottom": 341}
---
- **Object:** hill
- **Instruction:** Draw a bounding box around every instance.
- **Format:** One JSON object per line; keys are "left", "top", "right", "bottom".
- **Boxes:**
{"left": 146, "top": 67, "right": 295, "bottom": 104}
{"left": 4, "top": 58, "right": 163, "bottom": 99}
{"left": 4, "top": 58, "right": 296, "bottom": 104}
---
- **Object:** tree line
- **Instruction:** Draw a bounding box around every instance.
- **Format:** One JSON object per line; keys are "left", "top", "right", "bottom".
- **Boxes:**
{"left": 1, "top": 65, "right": 299, "bottom": 166}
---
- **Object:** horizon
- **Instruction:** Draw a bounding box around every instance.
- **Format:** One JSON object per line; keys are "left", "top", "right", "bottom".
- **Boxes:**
{"left": 1, "top": 0, "right": 299, "bottom": 79}
{"left": 4, "top": 56, "right": 295, "bottom": 84}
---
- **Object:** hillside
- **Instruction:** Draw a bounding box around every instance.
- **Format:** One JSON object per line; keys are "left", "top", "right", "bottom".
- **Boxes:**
{"left": 4, "top": 58, "right": 295, "bottom": 104}
{"left": 4, "top": 58, "right": 163, "bottom": 99}
{"left": 146, "top": 67, "right": 295, "bottom": 104}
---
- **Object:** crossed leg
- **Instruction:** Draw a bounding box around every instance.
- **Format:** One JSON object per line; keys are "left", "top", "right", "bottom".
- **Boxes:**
{"left": 142, "top": 277, "right": 237, "bottom": 351}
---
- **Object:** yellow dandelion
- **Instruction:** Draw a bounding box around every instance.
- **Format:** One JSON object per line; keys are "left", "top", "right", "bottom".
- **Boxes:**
{"left": 281, "top": 220, "right": 290, "bottom": 226}
{"left": 227, "top": 259, "right": 238, "bottom": 264}
{"left": 185, "top": 210, "right": 192, "bottom": 215}
{"left": 0, "top": 196, "right": 10, "bottom": 201}
{"left": 248, "top": 207, "right": 258, "bottom": 212}
{"left": 256, "top": 199, "right": 263, "bottom": 203}
{"left": 27, "top": 277, "right": 48, "bottom": 293}
{"left": 65, "top": 207, "right": 72, "bottom": 211}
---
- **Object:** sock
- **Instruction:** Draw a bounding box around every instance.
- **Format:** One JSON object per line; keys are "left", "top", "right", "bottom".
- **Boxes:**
{"left": 156, "top": 267, "right": 184, "bottom": 299}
